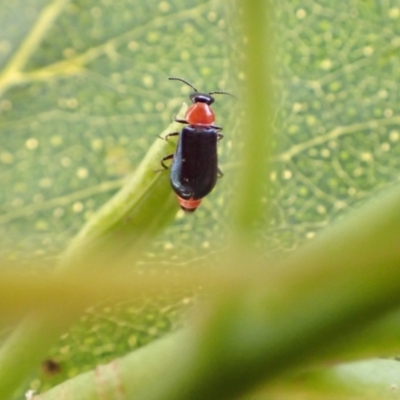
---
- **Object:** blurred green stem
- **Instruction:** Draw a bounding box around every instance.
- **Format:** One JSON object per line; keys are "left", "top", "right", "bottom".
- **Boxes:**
{"left": 28, "top": 181, "right": 400, "bottom": 400}
{"left": 127, "top": 182, "right": 400, "bottom": 400}
{"left": 231, "top": 0, "right": 273, "bottom": 241}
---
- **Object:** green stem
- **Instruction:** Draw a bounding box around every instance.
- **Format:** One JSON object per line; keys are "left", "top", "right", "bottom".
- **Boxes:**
{"left": 0, "top": 108, "right": 185, "bottom": 400}
{"left": 231, "top": 0, "right": 274, "bottom": 240}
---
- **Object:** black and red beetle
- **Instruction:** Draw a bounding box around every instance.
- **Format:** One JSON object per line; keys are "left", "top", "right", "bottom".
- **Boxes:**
{"left": 161, "top": 77, "right": 233, "bottom": 212}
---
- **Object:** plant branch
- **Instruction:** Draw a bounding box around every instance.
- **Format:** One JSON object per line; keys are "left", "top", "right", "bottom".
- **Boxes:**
{"left": 0, "top": 106, "right": 185, "bottom": 400}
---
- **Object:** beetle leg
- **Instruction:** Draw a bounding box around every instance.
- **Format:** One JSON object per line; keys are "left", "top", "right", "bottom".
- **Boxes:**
{"left": 174, "top": 118, "right": 189, "bottom": 124}
{"left": 217, "top": 133, "right": 224, "bottom": 141}
{"left": 161, "top": 154, "right": 174, "bottom": 170}
{"left": 217, "top": 167, "right": 224, "bottom": 178}
{"left": 210, "top": 124, "right": 223, "bottom": 131}
{"left": 162, "top": 132, "right": 179, "bottom": 141}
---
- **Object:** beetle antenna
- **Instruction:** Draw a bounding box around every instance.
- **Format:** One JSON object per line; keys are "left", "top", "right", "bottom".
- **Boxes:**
{"left": 168, "top": 77, "right": 198, "bottom": 92}
{"left": 209, "top": 90, "right": 237, "bottom": 99}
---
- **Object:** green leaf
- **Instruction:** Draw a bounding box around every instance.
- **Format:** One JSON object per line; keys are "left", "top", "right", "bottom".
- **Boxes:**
{"left": 0, "top": 0, "right": 234, "bottom": 259}
{"left": 269, "top": 1, "right": 400, "bottom": 249}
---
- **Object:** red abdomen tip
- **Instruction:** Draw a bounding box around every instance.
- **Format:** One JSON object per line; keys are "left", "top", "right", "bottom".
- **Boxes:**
{"left": 178, "top": 197, "right": 202, "bottom": 212}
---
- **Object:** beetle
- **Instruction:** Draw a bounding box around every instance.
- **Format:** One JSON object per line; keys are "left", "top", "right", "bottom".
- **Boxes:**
{"left": 161, "top": 77, "right": 233, "bottom": 212}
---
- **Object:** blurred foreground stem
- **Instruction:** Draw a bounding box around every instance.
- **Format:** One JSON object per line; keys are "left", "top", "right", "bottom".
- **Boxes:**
{"left": 29, "top": 181, "right": 400, "bottom": 400}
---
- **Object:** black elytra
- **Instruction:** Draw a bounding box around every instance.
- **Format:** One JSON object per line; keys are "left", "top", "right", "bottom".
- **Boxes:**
{"left": 161, "top": 77, "right": 233, "bottom": 212}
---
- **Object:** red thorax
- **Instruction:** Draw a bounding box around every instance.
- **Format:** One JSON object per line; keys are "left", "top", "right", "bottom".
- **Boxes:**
{"left": 185, "top": 103, "right": 215, "bottom": 126}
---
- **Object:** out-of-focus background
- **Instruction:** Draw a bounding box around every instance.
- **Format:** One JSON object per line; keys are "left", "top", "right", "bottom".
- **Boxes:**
{"left": 1, "top": 0, "right": 400, "bottom": 396}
